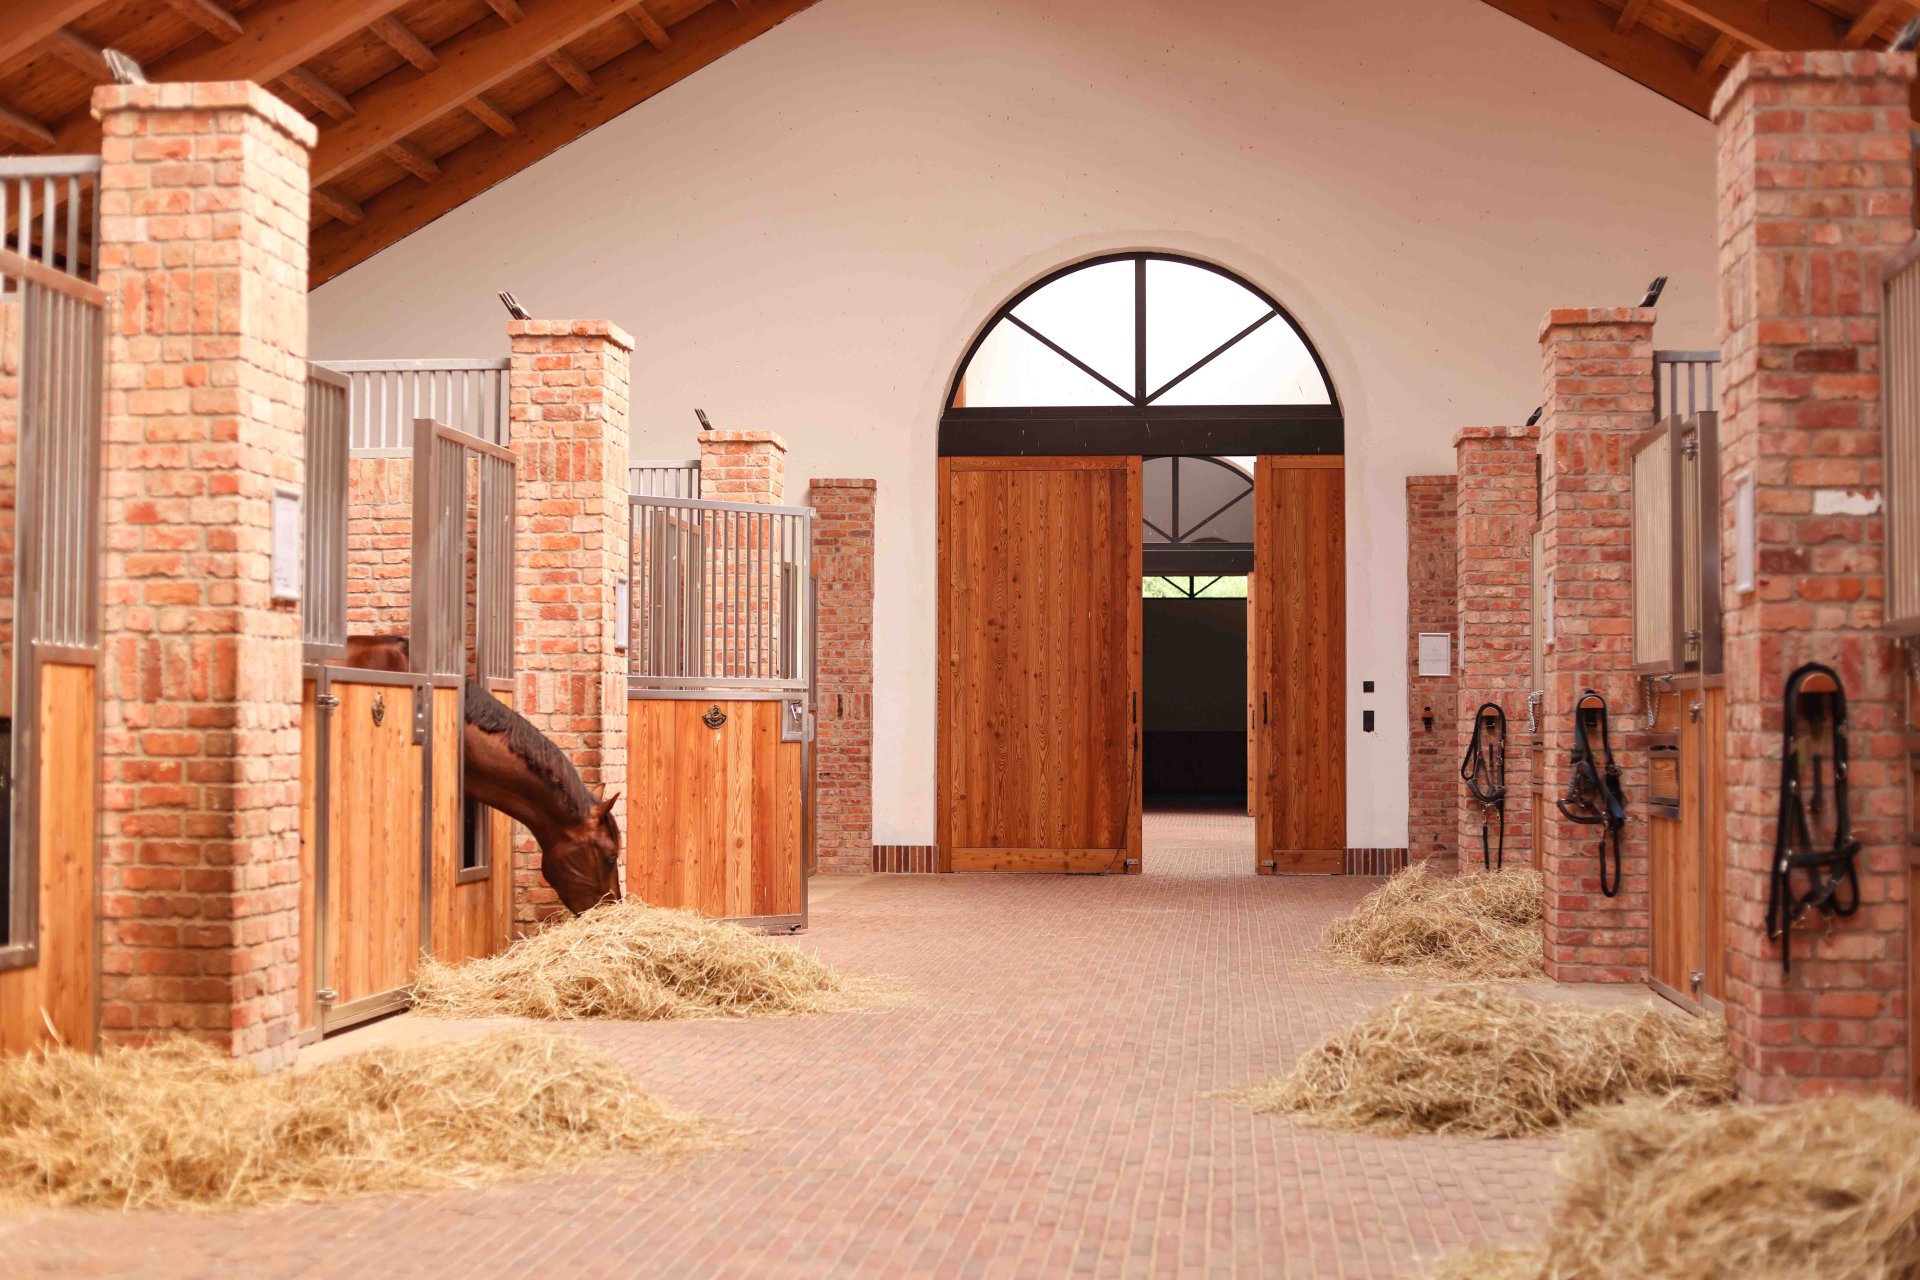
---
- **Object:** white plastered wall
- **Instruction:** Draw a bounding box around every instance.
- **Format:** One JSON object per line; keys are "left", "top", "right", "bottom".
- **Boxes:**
{"left": 310, "top": 0, "right": 1719, "bottom": 851}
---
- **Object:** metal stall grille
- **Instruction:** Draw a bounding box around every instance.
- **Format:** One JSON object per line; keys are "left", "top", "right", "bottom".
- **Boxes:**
{"left": 0, "top": 158, "right": 101, "bottom": 287}
{"left": 324, "top": 359, "right": 511, "bottom": 455}
{"left": 631, "top": 459, "right": 702, "bottom": 499}
{"left": 303, "top": 364, "right": 350, "bottom": 663}
{"left": 412, "top": 418, "right": 517, "bottom": 682}
{"left": 1653, "top": 350, "right": 1719, "bottom": 421}
{"left": 628, "top": 495, "right": 812, "bottom": 690}
{"left": 1885, "top": 247, "right": 1920, "bottom": 633}
{"left": 0, "top": 248, "right": 104, "bottom": 966}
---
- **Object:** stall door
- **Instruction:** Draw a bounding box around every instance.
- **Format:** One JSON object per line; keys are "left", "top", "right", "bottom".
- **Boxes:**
{"left": 1252, "top": 457, "right": 1346, "bottom": 873}
{"left": 938, "top": 457, "right": 1142, "bottom": 873}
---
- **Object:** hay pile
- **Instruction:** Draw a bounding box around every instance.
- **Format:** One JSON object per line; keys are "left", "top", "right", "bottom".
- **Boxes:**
{"left": 1321, "top": 863, "right": 1544, "bottom": 979}
{"left": 1432, "top": 1096, "right": 1920, "bottom": 1279}
{"left": 1232, "top": 987, "right": 1733, "bottom": 1137}
{"left": 0, "top": 1028, "right": 712, "bottom": 1210}
{"left": 411, "top": 900, "right": 885, "bottom": 1021}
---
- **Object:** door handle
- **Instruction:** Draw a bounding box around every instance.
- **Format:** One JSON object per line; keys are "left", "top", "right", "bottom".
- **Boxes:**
{"left": 1262, "top": 692, "right": 1268, "bottom": 725}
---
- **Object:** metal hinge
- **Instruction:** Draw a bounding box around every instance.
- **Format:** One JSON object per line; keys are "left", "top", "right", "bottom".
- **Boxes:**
{"left": 1684, "top": 435, "right": 1700, "bottom": 460}
{"left": 1259, "top": 860, "right": 1278, "bottom": 869}
{"left": 315, "top": 693, "right": 340, "bottom": 709}
{"left": 315, "top": 987, "right": 338, "bottom": 1007}
{"left": 1124, "top": 858, "right": 1140, "bottom": 868}
{"left": 1689, "top": 700, "right": 1704, "bottom": 723}
{"left": 1689, "top": 970, "right": 1704, "bottom": 991}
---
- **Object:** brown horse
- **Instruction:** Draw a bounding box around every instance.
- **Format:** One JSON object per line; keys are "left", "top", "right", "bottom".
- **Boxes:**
{"left": 337, "top": 634, "right": 621, "bottom": 915}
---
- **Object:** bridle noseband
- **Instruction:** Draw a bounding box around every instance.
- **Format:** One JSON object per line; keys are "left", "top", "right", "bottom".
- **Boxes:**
{"left": 1459, "top": 702, "right": 1508, "bottom": 871}
{"left": 1555, "top": 689, "right": 1626, "bottom": 898}
{"left": 1766, "top": 661, "right": 1861, "bottom": 975}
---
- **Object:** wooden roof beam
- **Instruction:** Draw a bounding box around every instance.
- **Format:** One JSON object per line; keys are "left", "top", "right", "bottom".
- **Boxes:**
{"left": 159, "top": 0, "right": 244, "bottom": 43}
{"left": 1, "top": 2, "right": 102, "bottom": 71}
{"left": 1845, "top": 0, "right": 1906, "bottom": 47}
{"left": 313, "top": 0, "right": 823, "bottom": 284}
{"left": 1614, "top": 0, "right": 1650, "bottom": 34}
{"left": 384, "top": 140, "right": 442, "bottom": 182}
{"left": 1656, "top": 0, "right": 1843, "bottom": 51}
{"left": 281, "top": 67, "right": 356, "bottom": 119}
{"left": 0, "top": 102, "right": 56, "bottom": 152}
{"left": 1479, "top": 0, "right": 1716, "bottom": 116}
{"left": 371, "top": 16, "right": 439, "bottom": 72}
{"left": 628, "top": 5, "right": 672, "bottom": 50}
{"left": 311, "top": 0, "right": 692, "bottom": 186}
{"left": 466, "top": 94, "right": 518, "bottom": 135}
{"left": 1697, "top": 30, "right": 1742, "bottom": 75}
{"left": 547, "top": 49, "right": 595, "bottom": 94}
{"left": 312, "top": 186, "right": 366, "bottom": 227}
{"left": 483, "top": 0, "right": 527, "bottom": 21}
{"left": 42, "top": 28, "right": 111, "bottom": 83}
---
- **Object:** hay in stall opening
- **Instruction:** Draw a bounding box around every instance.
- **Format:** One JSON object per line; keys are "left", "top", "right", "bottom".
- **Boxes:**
{"left": 411, "top": 899, "right": 889, "bottom": 1021}
{"left": 0, "top": 1028, "right": 713, "bottom": 1211}
{"left": 1430, "top": 1096, "right": 1920, "bottom": 1280}
{"left": 1231, "top": 987, "right": 1733, "bottom": 1138}
{"left": 1320, "top": 862, "right": 1544, "bottom": 980}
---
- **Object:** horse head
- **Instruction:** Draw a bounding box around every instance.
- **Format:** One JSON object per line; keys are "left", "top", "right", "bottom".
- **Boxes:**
{"left": 540, "top": 792, "right": 623, "bottom": 915}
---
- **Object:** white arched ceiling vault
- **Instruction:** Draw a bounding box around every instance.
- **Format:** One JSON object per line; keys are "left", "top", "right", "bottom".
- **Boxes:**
{"left": 310, "top": 0, "right": 1720, "bottom": 851}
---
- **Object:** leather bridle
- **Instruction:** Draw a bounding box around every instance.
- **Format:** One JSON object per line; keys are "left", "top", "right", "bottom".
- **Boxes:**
{"left": 1766, "top": 662, "right": 1861, "bottom": 975}
{"left": 1459, "top": 702, "right": 1508, "bottom": 871}
{"left": 1556, "top": 689, "right": 1626, "bottom": 898}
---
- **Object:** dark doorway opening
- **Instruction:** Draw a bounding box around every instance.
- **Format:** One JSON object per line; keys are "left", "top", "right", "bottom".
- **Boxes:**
{"left": 1142, "top": 581, "right": 1248, "bottom": 810}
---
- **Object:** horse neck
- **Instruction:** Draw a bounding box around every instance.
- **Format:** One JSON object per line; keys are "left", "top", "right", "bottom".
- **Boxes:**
{"left": 464, "top": 732, "right": 588, "bottom": 850}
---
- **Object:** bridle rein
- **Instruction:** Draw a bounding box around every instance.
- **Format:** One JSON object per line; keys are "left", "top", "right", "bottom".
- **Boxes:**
{"left": 1766, "top": 661, "right": 1861, "bottom": 975}
{"left": 1556, "top": 689, "right": 1626, "bottom": 898}
{"left": 1459, "top": 702, "right": 1508, "bottom": 871}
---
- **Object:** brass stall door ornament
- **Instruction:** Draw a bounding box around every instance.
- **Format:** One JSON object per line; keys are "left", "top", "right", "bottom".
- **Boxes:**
{"left": 702, "top": 704, "right": 727, "bottom": 730}
{"left": 371, "top": 691, "right": 386, "bottom": 727}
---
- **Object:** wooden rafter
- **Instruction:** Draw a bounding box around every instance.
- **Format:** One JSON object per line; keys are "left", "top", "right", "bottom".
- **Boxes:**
{"left": 547, "top": 49, "right": 595, "bottom": 94}
{"left": 383, "top": 139, "right": 442, "bottom": 182}
{"left": 1657, "top": 0, "right": 1842, "bottom": 51}
{"left": 158, "top": 0, "right": 244, "bottom": 43}
{"left": 0, "top": 1, "right": 100, "bottom": 70}
{"left": 0, "top": 103, "right": 55, "bottom": 152}
{"left": 312, "top": 186, "right": 366, "bottom": 227}
{"left": 629, "top": 4, "right": 672, "bottom": 49}
{"left": 1697, "top": 30, "right": 1741, "bottom": 75}
{"left": 281, "top": 66, "right": 356, "bottom": 119}
{"left": 312, "top": 0, "right": 821, "bottom": 284}
{"left": 1614, "top": 0, "right": 1651, "bottom": 33}
{"left": 1478, "top": 0, "right": 1716, "bottom": 115}
{"left": 1845, "top": 0, "right": 1906, "bottom": 46}
{"left": 42, "top": 28, "right": 111, "bottom": 83}
{"left": 482, "top": 0, "right": 527, "bottom": 22}
{"left": 466, "top": 95, "right": 518, "bottom": 135}
{"left": 371, "top": 16, "right": 439, "bottom": 72}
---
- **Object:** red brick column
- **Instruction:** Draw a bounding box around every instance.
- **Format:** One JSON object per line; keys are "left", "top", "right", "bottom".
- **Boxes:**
{"left": 1713, "top": 51, "right": 1913, "bottom": 1099}
{"left": 699, "top": 429, "right": 786, "bottom": 504}
{"left": 509, "top": 320, "right": 631, "bottom": 925}
{"left": 94, "top": 83, "right": 314, "bottom": 1064}
{"left": 1536, "top": 308, "right": 1656, "bottom": 983}
{"left": 1405, "top": 476, "right": 1458, "bottom": 867}
{"left": 809, "top": 478, "right": 875, "bottom": 874}
{"left": 1454, "top": 426, "right": 1540, "bottom": 874}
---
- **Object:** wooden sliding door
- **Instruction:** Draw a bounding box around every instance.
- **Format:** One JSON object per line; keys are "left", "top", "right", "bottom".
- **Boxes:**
{"left": 938, "top": 457, "right": 1142, "bottom": 873}
{"left": 1253, "top": 456, "right": 1346, "bottom": 873}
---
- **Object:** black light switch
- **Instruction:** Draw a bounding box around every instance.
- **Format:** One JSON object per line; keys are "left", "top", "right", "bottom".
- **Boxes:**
{"left": 1363, "top": 709, "right": 1375, "bottom": 732}
{"left": 1362, "top": 680, "right": 1375, "bottom": 693}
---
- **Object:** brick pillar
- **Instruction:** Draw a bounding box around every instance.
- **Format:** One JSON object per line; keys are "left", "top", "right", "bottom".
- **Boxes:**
{"left": 508, "top": 320, "right": 631, "bottom": 926}
{"left": 698, "top": 430, "right": 787, "bottom": 677}
{"left": 809, "top": 478, "right": 875, "bottom": 874}
{"left": 698, "top": 429, "right": 786, "bottom": 504}
{"left": 1713, "top": 51, "right": 1913, "bottom": 1099}
{"left": 93, "top": 83, "right": 314, "bottom": 1065}
{"left": 1536, "top": 307, "right": 1656, "bottom": 983}
{"left": 1454, "top": 426, "right": 1540, "bottom": 874}
{"left": 1405, "top": 476, "right": 1458, "bottom": 866}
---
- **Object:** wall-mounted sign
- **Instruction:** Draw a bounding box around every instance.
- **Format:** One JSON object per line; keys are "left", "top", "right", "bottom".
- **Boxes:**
{"left": 1417, "top": 631, "right": 1451, "bottom": 677}
{"left": 1731, "top": 469, "right": 1756, "bottom": 594}
{"left": 271, "top": 487, "right": 301, "bottom": 603}
{"left": 614, "top": 576, "right": 630, "bottom": 652}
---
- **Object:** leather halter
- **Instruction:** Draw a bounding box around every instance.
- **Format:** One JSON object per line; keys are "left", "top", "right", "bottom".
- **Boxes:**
{"left": 1556, "top": 689, "right": 1626, "bottom": 898}
{"left": 1766, "top": 662, "right": 1861, "bottom": 975}
{"left": 1459, "top": 702, "right": 1508, "bottom": 871}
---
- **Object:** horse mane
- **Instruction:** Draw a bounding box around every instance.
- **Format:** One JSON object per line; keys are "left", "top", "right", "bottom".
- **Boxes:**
{"left": 464, "top": 684, "right": 596, "bottom": 826}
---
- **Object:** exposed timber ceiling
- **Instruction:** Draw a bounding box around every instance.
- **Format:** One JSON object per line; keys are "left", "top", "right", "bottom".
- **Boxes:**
{"left": 0, "top": 0, "right": 820, "bottom": 286}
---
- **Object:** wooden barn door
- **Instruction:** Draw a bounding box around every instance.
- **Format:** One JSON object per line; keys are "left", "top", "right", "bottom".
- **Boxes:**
{"left": 939, "top": 457, "right": 1142, "bottom": 873}
{"left": 1252, "top": 457, "right": 1346, "bottom": 873}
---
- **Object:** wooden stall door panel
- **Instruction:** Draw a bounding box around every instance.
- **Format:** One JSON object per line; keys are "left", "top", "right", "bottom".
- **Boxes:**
{"left": 1648, "top": 817, "right": 1691, "bottom": 994}
{"left": 325, "top": 681, "right": 423, "bottom": 1006}
{"left": 298, "top": 679, "right": 319, "bottom": 1034}
{"left": 939, "top": 458, "right": 1139, "bottom": 873}
{"left": 1255, "top": 458, "right": 1346, "bottom": 874}
{"left": 0, "top": 663, "right": 97, "bottom": 1053}
{"left": 1700, "top": 687, "right": 1728, "bottom": 1003}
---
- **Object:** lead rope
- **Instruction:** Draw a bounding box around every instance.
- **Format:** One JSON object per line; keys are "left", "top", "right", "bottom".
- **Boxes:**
{"left": 1765, "top": 662, "right": 1861, "bottom": 975}
{"left": 1555, "top": 689, "right": 1627, "bottom": 898}
{"left": 1459, "top": 702, "right": 1508, "bottom": 871}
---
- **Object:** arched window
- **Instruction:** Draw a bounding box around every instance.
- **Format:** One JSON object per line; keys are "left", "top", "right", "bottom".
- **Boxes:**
{"left": 942, "top": 253, "right": 1341, "bottom": 457}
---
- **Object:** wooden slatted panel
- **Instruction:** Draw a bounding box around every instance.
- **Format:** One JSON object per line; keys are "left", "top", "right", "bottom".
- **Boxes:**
{"left": 0, "top": 662, "right": 94, "bottom": 1052}
{"left": 1699, "top": 686, "right": 1727, "bottom": 1003}
{"left": 1649, "top": 683, "right": 1728, "bottom": 1008}
{"left": 1530, "top": 527, "right": 1546, "bottom": 691}
{"left": 325, "top": 680, "right": 423, "bottom": 1007}
{"left": 626, "top": 698, "right": 803, "bottom": 920}
{"left": 1632, "top": 426, "right": 1676, "bottom": 670}
{"left": 429, "top": 685, "right": 512, "bottom": 965}
{"left": 299, "top": 677, "right": 318, "bottom": 1034}
{"left": 937, "top": 457, "right": 1141, "bottom": 874}
{"left": 1254, "top": 457, "right": 1346, "bottom": 873}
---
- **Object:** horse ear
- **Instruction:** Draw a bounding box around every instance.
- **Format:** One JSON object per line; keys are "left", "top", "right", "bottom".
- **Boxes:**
{"left": 593, "top": 793, "right": 621, "bottom": 822}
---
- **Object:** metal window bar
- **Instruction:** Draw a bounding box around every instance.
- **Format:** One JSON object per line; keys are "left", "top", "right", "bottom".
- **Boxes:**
{"left": 628, "top": 493, "right": 812, "bottom": 692}
{"left": 1884, "top": 246, "right": 1920, "bottom": 633}
{"left": 1653, "top": 350, "right": 1720, "bottom": 422}
{"left": 0, "top": 249, "right": 104, "bottom": 967}
{"left": 410, "top": 418, "right": 517, "bottom": 681}
{"left": 324, "top": 359, "right": 512, "bottom": 454}
{"left": 0, "top": 158, "right": 101, "bottom": 289}
{"left": 303, "top": 364, "right": 350, "bottom": 661}
{"left": 630, "top": 459, "right": 702, "bottom": 499}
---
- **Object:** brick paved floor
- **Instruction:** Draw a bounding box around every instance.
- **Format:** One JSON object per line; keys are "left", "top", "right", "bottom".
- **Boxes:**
{"left": 3, "top": 808, "right": 1652, "bottom": 1279}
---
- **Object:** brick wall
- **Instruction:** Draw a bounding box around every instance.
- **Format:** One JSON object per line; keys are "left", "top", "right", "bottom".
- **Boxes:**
{"left": 809, "top": 478, "right": 875, "bottom": 874}
{"left": 699, "top": 430, "right": 786, "bottom": 503}
{"left": 697, "top": 431, "right": 786, "bottom": 678}
{"left": 345, "top": 456, "right": 412, "bottom": 638}
{"left": 1536, "top": 307, "right": 1656, "bottom": 983}
{"left": 1712, "top": 50, "right": 1914, "bottom": 1099}
{"left": 1454, "top": 427, "right": 1540, "bottom": 873}
{"left": 509, "top": 319, "right": 631, "bottom": 926}
{"left": 93, "top": 83, "right": 315, "bottom": 1066}
{"left": 1405, "top": 476, "right": 1457, "bottom": 867}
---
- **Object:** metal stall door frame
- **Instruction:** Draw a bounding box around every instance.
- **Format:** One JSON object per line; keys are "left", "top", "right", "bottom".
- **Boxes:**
{"left": 628, "top": 490, "right": 815, "bottom": 929}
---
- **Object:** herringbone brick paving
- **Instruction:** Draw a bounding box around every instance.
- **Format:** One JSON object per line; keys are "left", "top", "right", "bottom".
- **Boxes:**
{"left": 3, "top": 808, "right": 1645, "bottom": 1278}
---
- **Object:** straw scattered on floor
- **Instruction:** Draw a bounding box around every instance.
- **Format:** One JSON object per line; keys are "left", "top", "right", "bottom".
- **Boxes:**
{"left": 1431, "top": 1096, "right": 1920, "bottom": 1279}
{"left": 1229, "top": 986, "right": 1733, "bottom": 1138}
{"left": 411, "top": 899, "right": 893, "bottom": 1021}
{"left": 1429, "top": 1245, "right": 1542, "bottom": 1280}
{"left": 0, "top": 1028, "right": 714, "bottom": 1211}
{"left": 1320, "top": 862, "right": 1544, "bottom": 980}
